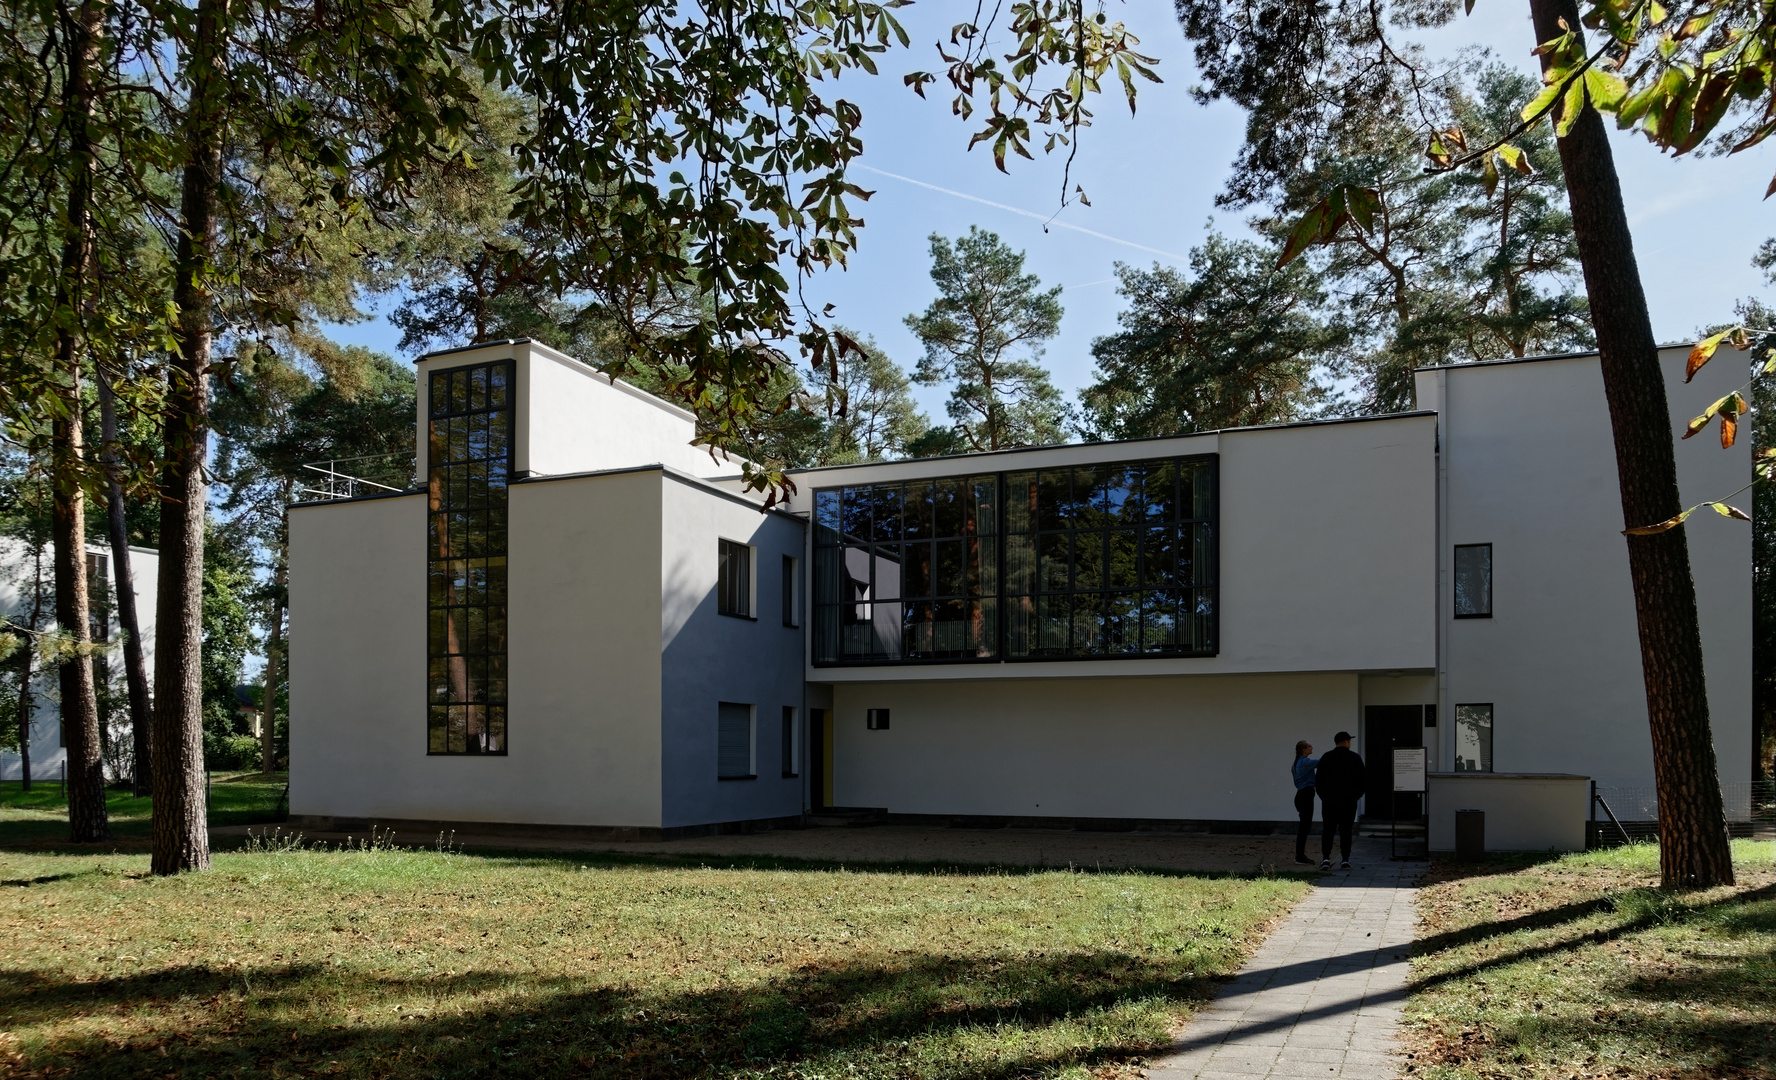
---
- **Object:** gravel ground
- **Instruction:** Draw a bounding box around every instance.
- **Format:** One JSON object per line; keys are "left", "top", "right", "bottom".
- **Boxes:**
{"left": 218, "top": 822, "right": 1311, "bottom": 874}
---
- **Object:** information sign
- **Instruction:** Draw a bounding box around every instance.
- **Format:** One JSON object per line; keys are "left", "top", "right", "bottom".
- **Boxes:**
{"left": 1393, "top": 747, "right": 1427, "bottom": 793}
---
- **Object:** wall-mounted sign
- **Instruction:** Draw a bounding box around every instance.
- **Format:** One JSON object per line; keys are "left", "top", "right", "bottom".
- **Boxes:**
{"left": 1393, "top": 747, "right": 1427, "bottom": 793}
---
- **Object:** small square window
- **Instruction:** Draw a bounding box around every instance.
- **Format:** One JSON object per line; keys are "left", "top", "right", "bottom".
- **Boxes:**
{"left": 719, "top": 539, "right": 754, "bottom": 618}
{"left": 866, "top": 708, "right": 890, "bottom": 731}
{"left": 1454, "top": 704, "right": 1493, "bottom": 773}
{"left": 1454, "top": 544, "right": 1492, "bottom": 618}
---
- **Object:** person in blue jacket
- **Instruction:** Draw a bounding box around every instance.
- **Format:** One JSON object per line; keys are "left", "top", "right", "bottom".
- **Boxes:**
{"left": 1291, "top": 740, "right": 1319, "bottom": 864}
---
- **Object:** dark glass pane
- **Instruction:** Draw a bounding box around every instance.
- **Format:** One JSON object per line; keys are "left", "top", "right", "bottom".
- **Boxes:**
{"left": 465, "top": 558, "right": 488, "bottom": 607}
{"left": 841, "top": 486, "right": 871, "bottom": 541}
{"left": 974, "top": 598, "right": 998, "bottom": 658}
{"left": 1074, "top": 530, "right": 1104, "bottom": 591}
{"left": 485, "top": 557, "right": 507, "bottom": 605}
{"left": 1073, "top": 464, "right": 1105, "bottom": 518}
{"left": 428, "top": 610, "right": 447, "bottom": 655}
{"left": 428, "top": 707, "right": 449, "bottom": 752}
{"left": 487, "top": 707, "right": 507, "bottom": 753}
{"left": 1189, "top": 461, "right": 1214, "bottom": 520}
{"left": 814, "top": 605, "right": 839, "bottom": 663}
{"left": 1037, "top": 593, "right": 1069, "bottom": 654}
{"left": 1005, "top": 472, "right": 1037, "bottom": 534}
{"left": 1116, "top": 464, "right": 1146, "bottom": 525}
{"left": 902, "top": 600, "right": 932, "bottom": 657}
{"left": 1036, "top": 471, "right": 1068, "bottom": 530}
{"left": 464, "top": 705, "right": 487, "bottom": 752}
{"left": 446, "top": 463, "right": 468, "bottom": 511}
{"left": 1037, "top": 532, "right": 1069, "bottom": 593}
{"left": 1189, "top": 589, "right": 1216, "bottom": 650}
{"left": 469, "top": 365, "right": 488, "bottom": 411}
{"left": 936, "top": 538, "right": 965, "bottom": 596}
{"left": 1108, "top": 528, "right": 1139, "bottom": 589}
{"left": 904, "top": 541, "right": 932, "bottom": 598}
{"left": 487, "top": 607, "right": 508, "bottom": 653}
{"left": 466, "top": 410, "right": 489, "bottom": 461}
{"left": 870, "top": 484, "right": 903, "bottom": 542}
{"left": 450, "top": 369, "right": 469, "bottom": 413}
{"left": 1105, "top": 591, "right": 1140, "bottom": 654}
{"left": 1140, "top": 590, "right": 1179, "bottom": 651}
{"left": 813, "top": 547, "right": 841, "bottom": 605}
{"left": 1191, "top": 522, "right": 1215, "bottom": 587}
{"left": 462, "top": 655, "right": 488, "bottom": 703}
{"left": 1071, "top": 592, "right": 1105, "bottom": 656}
{"left": 428, "top": 563, "right": 449, "bottom": 607}
{"left": 1005, "top": 533, "right": 1034, "bottom": 596}
{"left": 485, "top": 506, "right": 508, "bottom": 553}
{"left": 430, "top": 372, "right": 449, "bottom": 417}
{"left": 447, "top": 415, "right": 466, "bottom": 464}
{"left": 1454, "top": 544, "right": 1491, "bottom": 616}
{"left": 966, "top": 536, "right": 986, "bottom": 595}
{"left": 448, "top": 706, "right": 467, "bottom": 754}
{"left": 814, "top": 489, "right": 841, "bottom": 540}
{"left": 971, "top": 477, "right": 998, "bottom": 536}
{"left": 1007, "top": 594, "right": 1035, "bottom": 657}
{"left": 872, "top": 544, "right": 903, "bottom": 601}
{"left": 904, "top": 482, "right": 934, "bottom": 538}
{"left": 1142, "top": 461, "right": 1178, "bottom": 521}
{"left": 1141, "top": 527, "right": 1175, "bottom": 588}
{"left": 486, "top": 458, "right": 509, "bottom": 497}
{"left": 488, "top": 362, "right": 508, "bottom": 407}
{"left": 934, "top": 478, "right": 964, "bottom": 537}
{"left": 933, "top": 598, "right": 967, "bottom": 656}
{"left": 1101, "top": 465, "right": 1135, "bottom": 520}
{"left": 488, "top": 653, "right": 507, "bottom": 703}
{"left": 429, "top": 658, "right": 451, "bottom": 705}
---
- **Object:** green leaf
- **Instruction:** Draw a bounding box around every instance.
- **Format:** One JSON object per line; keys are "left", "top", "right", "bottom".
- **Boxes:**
{"left": 1585, "top": 66, "right": 1629, "bottom": 110}
{"left": 1557, "top": 73, "right": 1589, "bottom": 136}
{"left": 1482, "top": 154, "right": 1500, "bottom": 197}
{"left": 1496, "top": 143, "right": 1535, "bottom": 174}
{"left": 1523, "top": 76, "right": 1565, "bottom": 121}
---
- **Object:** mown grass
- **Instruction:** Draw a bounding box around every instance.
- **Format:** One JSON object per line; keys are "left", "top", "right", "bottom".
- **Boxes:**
{"left": 0, "top": 773, "right": 287, "bottom": 848}
{"left": 1402, "top": 839, "right": 1776, "bottom": 1080}
{"left": 0, "top": 830, "right": 1308, "bottom": 1079}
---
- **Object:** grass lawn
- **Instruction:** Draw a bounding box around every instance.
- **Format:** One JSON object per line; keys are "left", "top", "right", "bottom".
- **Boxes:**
{"left": 1402, "top": 839, "right": 1776, "bottom": 1080}
{"left": 0, "top": 772, "right": 288, "bottom": 848}
{"left": 0, "top": 831, "right": 1308, "bottom": 1080}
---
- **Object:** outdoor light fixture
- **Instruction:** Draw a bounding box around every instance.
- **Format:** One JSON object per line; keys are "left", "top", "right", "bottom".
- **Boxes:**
{"left": 866, "top": 709, "right": 891, "bottom": 730}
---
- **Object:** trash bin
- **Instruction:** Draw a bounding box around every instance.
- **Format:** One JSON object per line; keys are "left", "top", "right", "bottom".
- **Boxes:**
{"left": 1456, "top": 809, "right": 1485, "bottom": 861}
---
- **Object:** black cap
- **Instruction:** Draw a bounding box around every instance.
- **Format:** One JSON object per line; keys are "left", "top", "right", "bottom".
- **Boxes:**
{"left": 1333, "top": 731, "right": 1353, "bottom": 743}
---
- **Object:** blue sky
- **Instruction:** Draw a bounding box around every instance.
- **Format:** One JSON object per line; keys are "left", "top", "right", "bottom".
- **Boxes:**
{"left": 325, "top": 0, "right": 1776, "bottom": 423}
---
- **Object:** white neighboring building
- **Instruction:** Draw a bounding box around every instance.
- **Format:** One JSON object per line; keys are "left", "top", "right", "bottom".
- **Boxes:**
{"left": 0, "top": 538, "right": 159, "bottom": 782}
{"left": 287, "top": 338, "right": 1751, "bottom": 839}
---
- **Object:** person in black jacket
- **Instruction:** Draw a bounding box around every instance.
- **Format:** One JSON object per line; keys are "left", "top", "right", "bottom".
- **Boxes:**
{"left": 1314, "top": 732, "right": 1366, "bottom": 869}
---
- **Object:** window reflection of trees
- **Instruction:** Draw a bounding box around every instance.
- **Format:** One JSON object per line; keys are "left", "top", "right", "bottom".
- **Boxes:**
{"left": 812, "top": 455, "right": 1216, "bottom": 665}
{"left": 426, "top": 362, "right": 511, "bottom": 754}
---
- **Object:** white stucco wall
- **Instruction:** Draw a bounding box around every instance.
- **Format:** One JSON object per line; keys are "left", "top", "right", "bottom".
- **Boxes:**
{"left": 658, "top": 471, "right": 806, "bottom": 827}
{"left": 1426, "top": 773, "right": 1589, "bottom": 852}
{"left": 1417, "top": 345, "right": 1752, "bottom": 789}
{"left": 413, "top": 339, "right": 740, "bottom": 482}
{"left": 827, "top": 672, "right": 1358, "bottom": 821}
{"left": 788, "top": 413, "right": 1439, "bottom": 682}
{"left": 0, "top": 539, "right": 159, "bottom": 781}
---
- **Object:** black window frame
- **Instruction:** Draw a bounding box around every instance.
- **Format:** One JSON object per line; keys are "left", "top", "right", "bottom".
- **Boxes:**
{"left": 1453, "top": 543, "right": 1493, "bottom": 619}
{"left": 809, "top": 454, "right": 1219, "bottom": 667}
{"left": 425, "top": 359, "right": 513, "bottom": 756}
{"left": 781, "top": 705, "right": 798, "bottom": 777}
{"left": 718, "top": 538, "right": 754, "bottom": 619}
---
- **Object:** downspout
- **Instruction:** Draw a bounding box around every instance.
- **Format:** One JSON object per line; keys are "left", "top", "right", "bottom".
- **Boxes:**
{"left": 1436, "top": 368, "right": 1452, "bottom": 772}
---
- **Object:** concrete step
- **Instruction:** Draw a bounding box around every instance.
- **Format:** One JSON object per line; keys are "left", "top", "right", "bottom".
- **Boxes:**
{"left": 805, "top": 806, "right": 888, "bottom": 828}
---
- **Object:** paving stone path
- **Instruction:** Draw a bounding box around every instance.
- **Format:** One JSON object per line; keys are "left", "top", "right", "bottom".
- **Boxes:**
{"left": 1147, "top": 839, "right": 1420, "bottom": 1080}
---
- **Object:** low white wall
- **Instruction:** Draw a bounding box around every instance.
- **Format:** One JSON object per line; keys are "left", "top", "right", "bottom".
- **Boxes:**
{"left": 1427, "top": 773, "right": 1588, "bottom": 852}
{"left": 830, "top": 672, "right": 1359, "bottom": 821}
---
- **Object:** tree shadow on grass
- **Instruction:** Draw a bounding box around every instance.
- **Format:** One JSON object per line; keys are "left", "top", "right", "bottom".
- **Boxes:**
{"left": 0, "top": 947, "right": 1217, "bottom": 1079}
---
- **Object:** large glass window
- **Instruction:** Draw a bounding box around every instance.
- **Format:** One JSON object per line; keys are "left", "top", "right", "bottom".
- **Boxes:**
{"left": 718, "top": 539, "right": 753, "bottom": 617}
{"left": 1005, "top": 457, "right": 1216, "bottom": 659}
{"left": 426, "top": 361, "right": 511, "bottom": 755}
{"left": 812, "top": 475, "right": 999, "bottom": 663}
{"left": 1454, "top": 543, "right": 1492, "bottom": 618}
{"left": 810, "top": 455, "right": 1217, "bottom": 665}
{"left": 1454, "top": 703, "right": 1493, "bottom": 772}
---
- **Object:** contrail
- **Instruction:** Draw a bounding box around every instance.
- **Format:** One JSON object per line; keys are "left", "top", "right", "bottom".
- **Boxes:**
{"left": 856, "top": 165, "right": 1190, "bottom": 264}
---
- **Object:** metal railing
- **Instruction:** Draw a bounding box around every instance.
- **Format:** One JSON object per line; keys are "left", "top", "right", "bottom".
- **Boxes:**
{"left": 294, "top": 453, "right": 415, "bottom": 502}
{"left": 1590, "top": 780, "right": 1776, "bottom": 845}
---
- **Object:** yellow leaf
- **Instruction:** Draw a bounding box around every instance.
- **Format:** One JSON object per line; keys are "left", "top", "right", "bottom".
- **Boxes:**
{"left": 1624, "top": 507, "right": 1695, "bottom": 534}
{"left": 1686, "top": 330, "right": 1728, "bottom": 381}
{"left": 1708, "top": 502, "right": 1751, "bottom": 521}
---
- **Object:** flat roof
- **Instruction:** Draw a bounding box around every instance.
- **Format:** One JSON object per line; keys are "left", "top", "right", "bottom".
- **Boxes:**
{"left": 1414, "top": 341, "right": 1698, "bottom": 374}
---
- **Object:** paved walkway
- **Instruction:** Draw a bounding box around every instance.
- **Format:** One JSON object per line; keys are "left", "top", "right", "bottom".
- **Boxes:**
{"left": 1148, "top": 839, "right": 1420, "bottom": 1080}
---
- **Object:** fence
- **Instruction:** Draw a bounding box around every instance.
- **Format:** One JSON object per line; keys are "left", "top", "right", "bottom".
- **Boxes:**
{"left": 1589, "top": 779, "right": 1776, "bottom": 845}
{"left": 294, "top": 453, "right": 415, "bottom": 502}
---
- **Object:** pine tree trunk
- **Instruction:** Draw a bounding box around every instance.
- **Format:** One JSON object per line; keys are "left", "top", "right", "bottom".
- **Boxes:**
{"left": 260, "top": 560, "right": 285, "bottom": 775}
{"left": 1529, "top": 0, "right": 1735, "bottom": 887}
{"left": 53, "top": 0, "right": 108, "bottom": 844}
{"left": 97, "top": 372, "right": 153, "bottom": 796}
{"left": 151, "top": 0, "right": 226, "bottom": 876}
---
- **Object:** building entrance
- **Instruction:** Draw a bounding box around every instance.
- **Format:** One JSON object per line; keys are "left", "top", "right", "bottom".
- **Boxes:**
{"left": 1362, "top": 705, "right": 1429, "bottom": 819}
{"left": 809, "top": 710, "right": 834, "bottom": 809}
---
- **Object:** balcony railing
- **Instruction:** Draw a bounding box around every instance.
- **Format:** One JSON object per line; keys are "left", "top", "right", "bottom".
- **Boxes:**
{"left": 294, "top": 453, "right": 415, "bottom": 502}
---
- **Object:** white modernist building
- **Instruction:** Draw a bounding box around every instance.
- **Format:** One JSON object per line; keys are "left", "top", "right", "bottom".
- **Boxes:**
{"left": 287, "top": 338, "right": 1752, "bottom": 845}
{"left": 0, "top": 538, "right": 159, "bottom": 782}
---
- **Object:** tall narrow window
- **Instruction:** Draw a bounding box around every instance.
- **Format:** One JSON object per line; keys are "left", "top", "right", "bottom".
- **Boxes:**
{"left": 1453, "top": 544, "right": 1492, "bottom": 618}
{"left": 426, "top": 361, "right": 511, "bottom": 755}
{"left": 1454, "top": 704, "right": 1493, "bottom": 772}
{"left": 782, "top": 555, "right": 799, "bottom": 627}
{"left": 781, "top": 706, "right": 798, "bottom": 776}
{"left": 84, "top": 552, "right": 109, "bottom": 643}
{"left": 718, "top": 702, "right": 755, "bottom": 778}
{"left": 719, "top": 539, "right": 753, "bottom": 617}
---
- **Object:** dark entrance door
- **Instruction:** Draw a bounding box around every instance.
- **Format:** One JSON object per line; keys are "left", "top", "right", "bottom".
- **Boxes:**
{"left": 809, "top": 709, "right": 832, "bottom": 809}
{"left": 1362, "top": 705, "right": 1428, "bottom": 819}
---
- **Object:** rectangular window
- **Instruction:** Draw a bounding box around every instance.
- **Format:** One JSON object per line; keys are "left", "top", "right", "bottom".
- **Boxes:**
{"left": 84, "top": 551, "right": 109, "bottom": 642}
{"left": 719, "top": 539, "right": 753, "bottom": 618}
{"left": 718, "top": 702, "right": 755, "bottom": 778}
{"left": 811, "top": 472, "right": 1001, "bottom": 663}
{"left": 1005, "top": 456, "right": 1217, "bottom": 660}
{"left": 810, "top": 456, "right": 1218, "bottom": 665}
{"left": 425, "top": 360, "right": 512, "bottom": 755}
{"left": 782, "top": 555, "right": 799, "bottom": 627}
{"left": 781, "top": 706, "right": 798, "bottom": 776}
{"left": 1454, "top": 704, "right": 1493, "bottom": 772}
{"left": 1454, "top": 544, "right": 1492, "bottom": 618}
